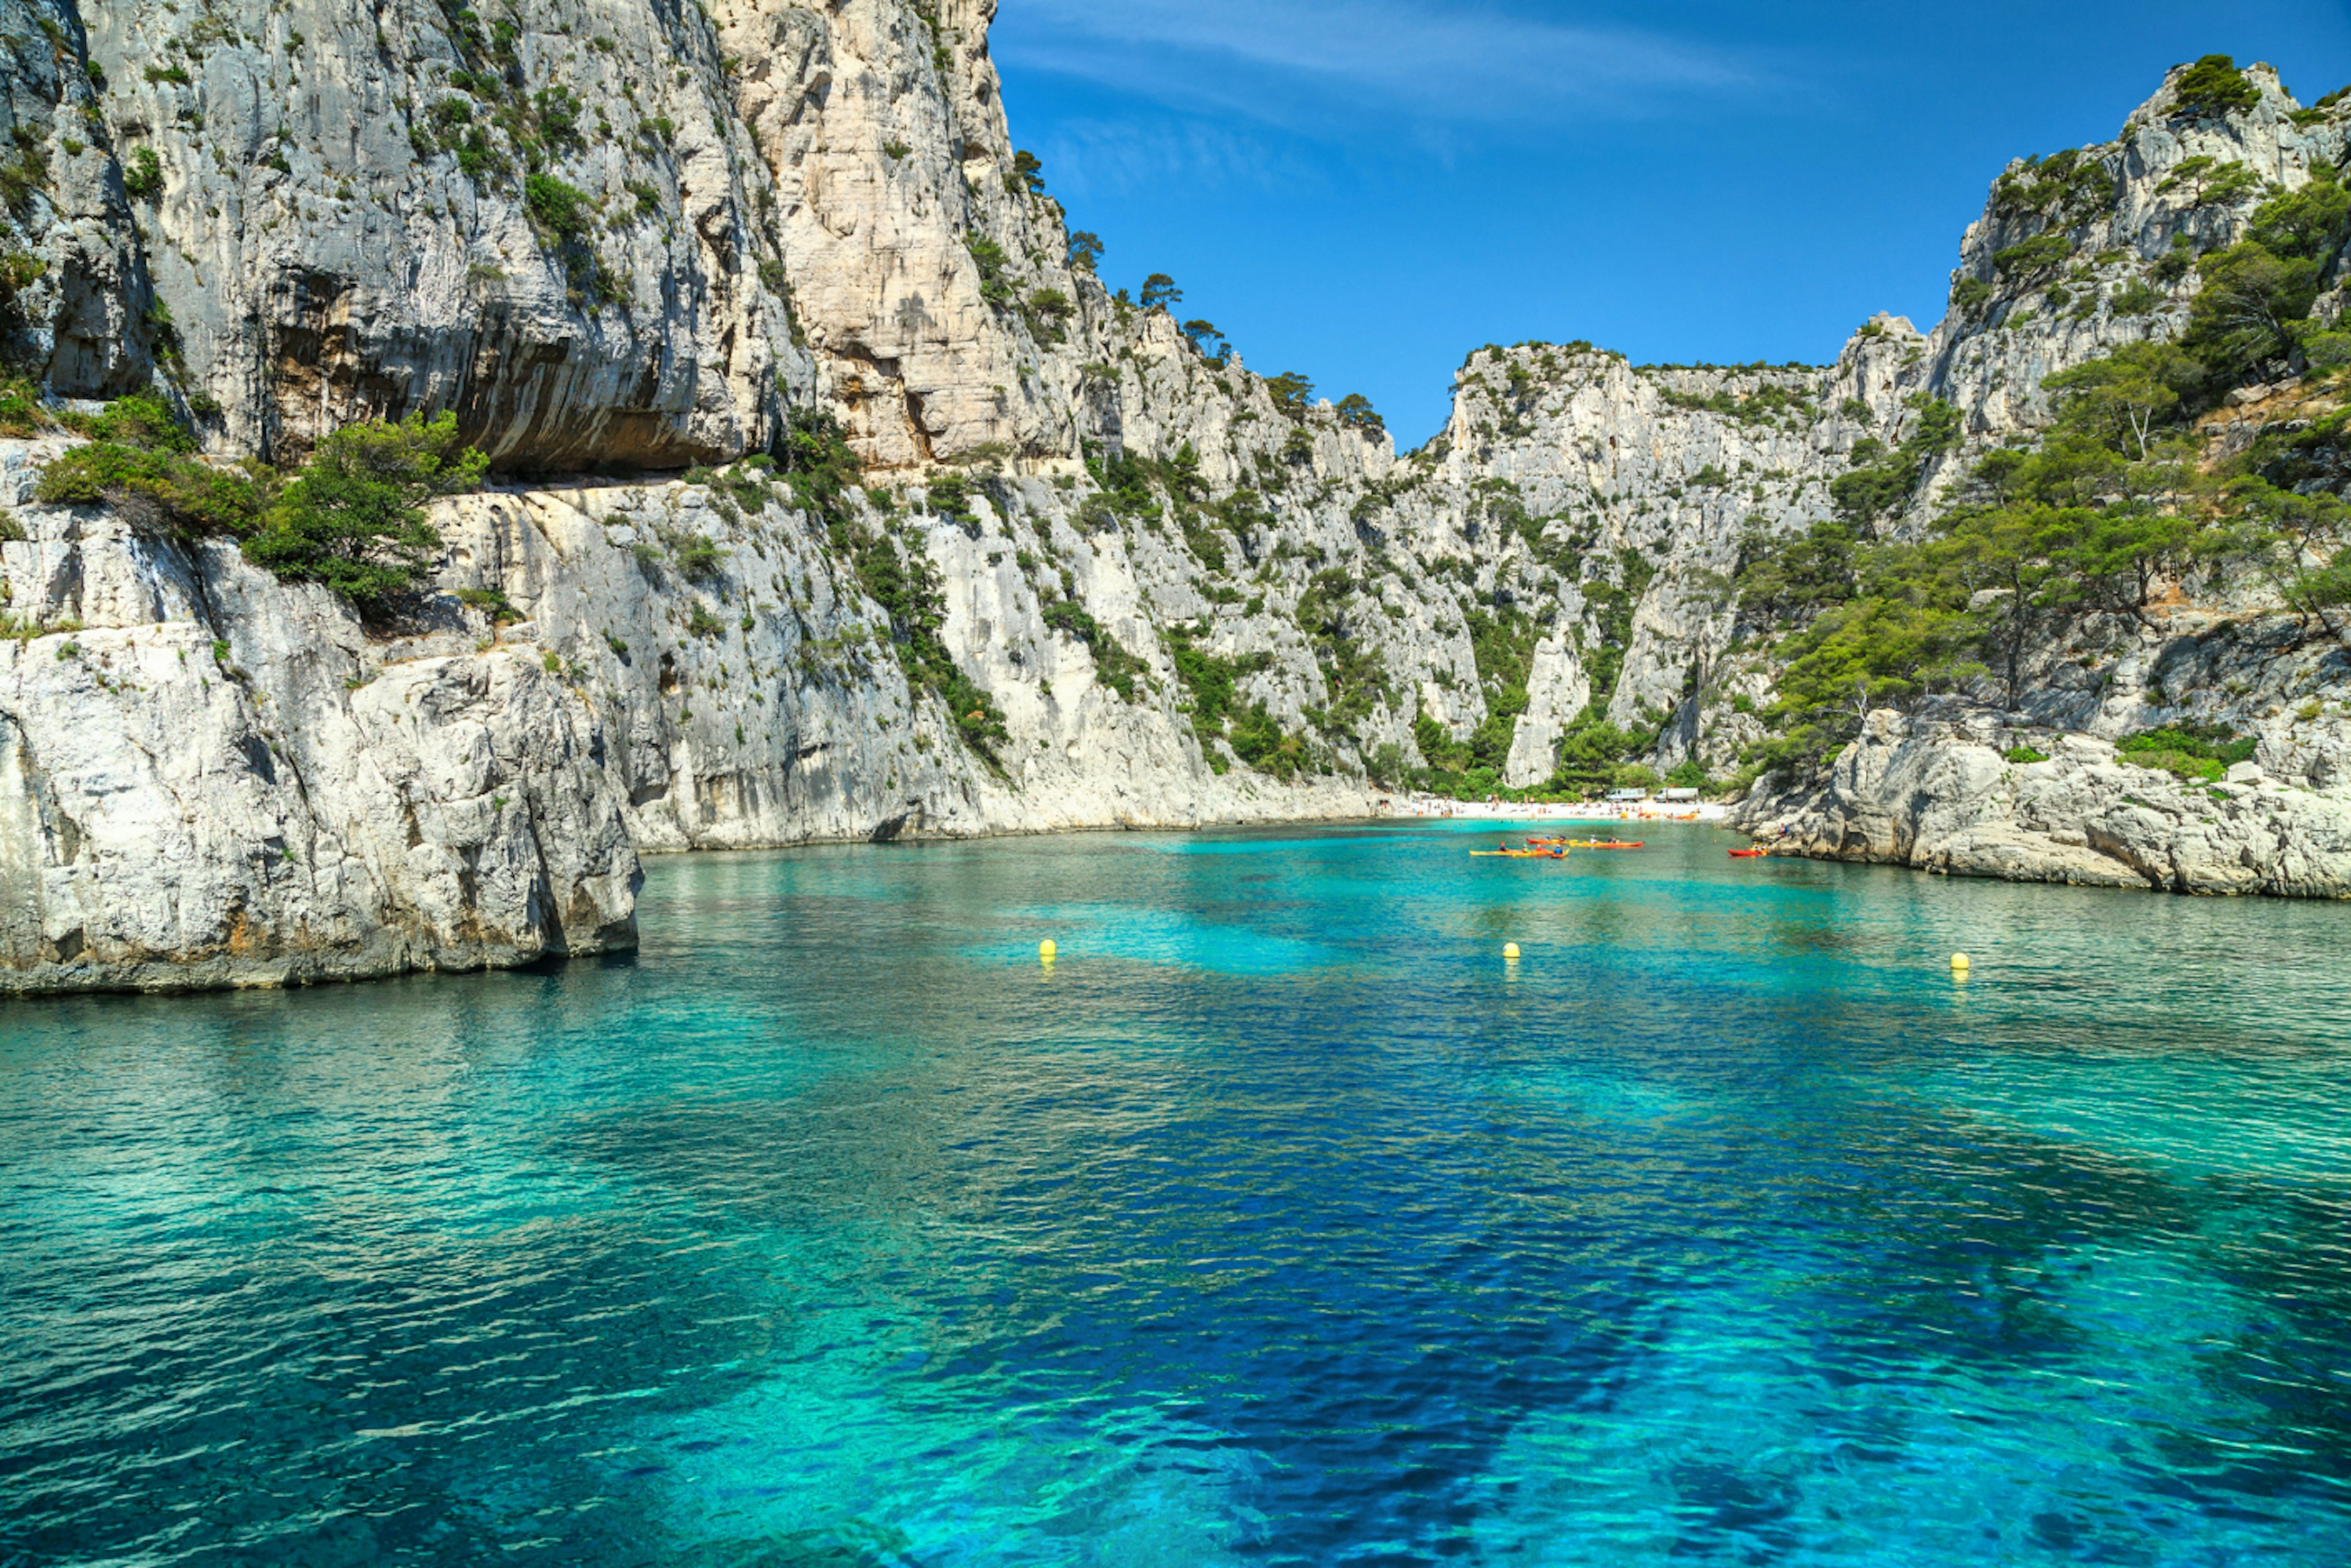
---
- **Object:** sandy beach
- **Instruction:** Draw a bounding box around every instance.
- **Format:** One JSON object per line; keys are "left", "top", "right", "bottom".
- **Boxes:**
{"left": 1381, "top": 796, "right": 1734, "bottom": 824}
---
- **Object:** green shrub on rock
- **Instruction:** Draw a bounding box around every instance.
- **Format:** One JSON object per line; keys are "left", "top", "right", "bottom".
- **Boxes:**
{"left": 1265, "top": 372, "right": 1315, "bottom": 415}
{"left": 121, "top": 147, "right": 162, "bottom": 202}
{"left": 36, "top": 395, "right": 261, "bottom": 539}
{"left": 59, "top": 392, "right": 195, "bottom": 452}
{"left": 242, "top": 413, "right": 488, "bottom": 615}
{"left": 2170, "top": 55, "right": 2260, "bottom": 121}
{"left": 1993, "top": 234, "right": 2074, "bottom": 277}
{"left": 523, "top": 173, "right": 593, "bottom": 241}
{"left": 2117, "top": 727, "right": 2256, "bottom": 782}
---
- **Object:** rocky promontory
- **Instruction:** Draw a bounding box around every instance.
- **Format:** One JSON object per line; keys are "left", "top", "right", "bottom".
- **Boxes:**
{"left": 1, "top": 11, "right": 2347, "bottom": 994}
{"left": 1739, "top": 710, "right": 2351, "bottom": 896}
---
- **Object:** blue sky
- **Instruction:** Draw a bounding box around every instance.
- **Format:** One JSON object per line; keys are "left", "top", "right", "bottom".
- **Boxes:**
{"left": 991, "top": 0, "right": 2351, "bottom": 446}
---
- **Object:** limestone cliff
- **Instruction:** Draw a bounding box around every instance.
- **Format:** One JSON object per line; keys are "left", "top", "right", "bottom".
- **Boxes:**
{"left": 1, "top": 18, "right": 2348, "bottom": 993}
{"left": 0, "top": 0, "right": 152, "bottom": 394}
{"left": 0, "top": 444, "right": 638, "bottom": 992}
{"left": 83, "top": 0, "right": 800, "bottom": 467}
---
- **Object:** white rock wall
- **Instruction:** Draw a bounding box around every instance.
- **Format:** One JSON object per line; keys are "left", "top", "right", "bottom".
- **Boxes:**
{"left": 0, "top": 454, "right": 638, "bottom": 994}
{"left": 6, "top": 28, "right": 2351, "bottom": 995}
{"left": 1739, "top": 710, "right": 2351, "bottom": 898}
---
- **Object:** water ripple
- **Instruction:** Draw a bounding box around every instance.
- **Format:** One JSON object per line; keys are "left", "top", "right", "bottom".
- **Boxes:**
{"left": 4, "top": 825, "right": 2349, "bottom": 1564}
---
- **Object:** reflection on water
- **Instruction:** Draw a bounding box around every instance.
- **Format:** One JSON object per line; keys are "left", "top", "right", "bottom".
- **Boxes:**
{"left": 3, "top": 822, "right": 2350, "bottom": 1565}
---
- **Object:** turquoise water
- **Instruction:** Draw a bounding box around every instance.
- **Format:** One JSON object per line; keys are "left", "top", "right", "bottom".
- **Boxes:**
{"left": 4, "top": 822, "right": 2351, "bottom": 1566}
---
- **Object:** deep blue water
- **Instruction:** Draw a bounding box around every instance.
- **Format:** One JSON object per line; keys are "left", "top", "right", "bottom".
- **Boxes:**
{"left": 4, "top": 821, "right": 2351, "bottom": 1566}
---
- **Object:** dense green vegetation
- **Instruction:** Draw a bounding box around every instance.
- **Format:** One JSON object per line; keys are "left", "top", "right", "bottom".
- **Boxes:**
{"left": 244, "top": 416, "right": 490, "bottom": 612}
{"left": 1992, "top": 148, "right": 2117, "bottom": 225}
{"left": 1831, "top": 397, "right": 1963, "bottom": 527}
{"left": 784, "top": 410, "right": 1008, "bottom": 763}
{"left": 967, "top": 235, "right": 1015, "bottom": 310}
{"left": 1059, "top": 436, "right": 1335, "bottom": 779}
{"left": 2170, "top": 54, "right": 2261, "bottom": 121}
{"left": 1164, "top": 627, "right": 1301, "bottom": 776}
{"left": 122, "top": 147, "right": 162, "bottom": 202}
{"left": 1405, "top": 591, "right": 1677, "bottom": 801}
{"left": 1293, "top": 568, "right": 1393, "bottom": 751}
{"left": 34, "top": 399, "right": 1018, "bottom": 764}
{"left": 1023, "top": 288, "right": 1074, "bottom": 346}
{"left": 34, "top": 425, "right": 263, "bottom": 542}
{"left": 1179, "top": 320, "right": 1231, "bottom": 365}
{"left": 1265, "top": 372, "right": 1316, "bottom": 416}
{"left": 37, "top": 401, "right": 486, "bottom": 615}
{"left": 1534, "top": 546, "right": 1670, "bottom": 797}
{"left": 1659, "top": 382, "right": 1813, "bottom": 426}
{"left": 1733, "top": 160, "right": 2351, "bottom": 779}
{"left": 2160, "top": 156, "right": 2263, "bottom": 211}
{"left": 923, "top": 474, "right": 976, "bottom": 528}
{"left": 2117, "top": 724, "right": 2259, "bottom": 782}
{"left": 1993, "top": 234, "right": 2074, "bottom": 277}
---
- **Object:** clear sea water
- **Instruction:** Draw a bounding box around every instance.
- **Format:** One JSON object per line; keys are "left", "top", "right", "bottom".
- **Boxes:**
{"left": 4, "top": 821, "right": 2350, "bottom": 1567}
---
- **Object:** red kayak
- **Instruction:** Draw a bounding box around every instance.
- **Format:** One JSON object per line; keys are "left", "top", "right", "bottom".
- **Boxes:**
{"left": 1728, "top": 849, "right": 1770, "bottom": 859}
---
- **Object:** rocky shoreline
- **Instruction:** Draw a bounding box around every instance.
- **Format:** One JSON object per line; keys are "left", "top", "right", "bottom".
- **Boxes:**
{"left": 1736, "top": 710, "right": 2351, "bottom": 898}
{"left": 1, "top": 9, "right": 2347, "bottom": 996}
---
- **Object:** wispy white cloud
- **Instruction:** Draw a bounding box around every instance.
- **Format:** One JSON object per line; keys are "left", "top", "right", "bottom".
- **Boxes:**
{"left": 1030, "top": 117, "right": 1325, "bottom": 201}
{"left": 994, "top": 0, "right": 1768, "bottom": 133}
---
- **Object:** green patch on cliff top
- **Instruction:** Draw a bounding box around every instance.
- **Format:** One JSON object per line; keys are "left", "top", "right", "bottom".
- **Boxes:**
{"left": 244, "top": 414, "right": 489, "bottom": 615}
{"left": 2170, "top": 54, "right": 2261, "bottom": 121}
{"left": 2117, "top": 726, "right": 2257, "bottom": 782}
{"left": 37, "top": 401, "right": 492, "bottom": 618}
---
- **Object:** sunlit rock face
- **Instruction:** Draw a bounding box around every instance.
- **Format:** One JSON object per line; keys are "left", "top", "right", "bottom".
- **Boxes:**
{"left": 1738, "top": 710, "right": 2351, "bottom": 898}
{"left": 75, "top": 0, "right": 800, "bottom": 469}
{"left": 2, "top": 29, "right": 2348, "bottom": 992}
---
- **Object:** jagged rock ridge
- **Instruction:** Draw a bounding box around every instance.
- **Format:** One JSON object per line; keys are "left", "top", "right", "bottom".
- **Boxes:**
{"left": 1, "top": 17, "right": 2348, "bottom": 992}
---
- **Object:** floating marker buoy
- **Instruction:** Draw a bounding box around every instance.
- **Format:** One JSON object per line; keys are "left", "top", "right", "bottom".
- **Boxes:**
{"left": 1951, "top": 952, "right": 1970, "bottom": 973}
{"left": 1040, "top": 940, "right": 1057, "bottom": 961}
{"left": 1504, "top": 943, "right": 1521, "bottom": 961}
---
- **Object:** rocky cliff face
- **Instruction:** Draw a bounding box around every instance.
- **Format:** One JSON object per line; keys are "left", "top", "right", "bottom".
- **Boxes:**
{"left": 1, "top": 18, "right": 2347, "bottom": 992}
{"left": 0, "top": 0, "right": 152, "bottom": 395}
{"left": 81, "top": 0, "right": 801, "bottom": 468}
{"left": 1366, "top": 62, "right": 2351, "bottom": 869}
{"left": 0, "top": 444, "right": 638, "bottom": 992}
{"left": 1739, "top": 710, "right": 2351, "bottom": 897}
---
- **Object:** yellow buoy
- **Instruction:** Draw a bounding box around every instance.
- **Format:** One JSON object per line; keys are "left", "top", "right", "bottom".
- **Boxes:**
{"left": 1040, "top": 940, "right": 1057, "bottom": 962}
{"left": 1951, "top": 952, "right": 1970, "bottom": 973}
{"left": 1504, "top": 942, "right": 1521, "bottom": 961}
